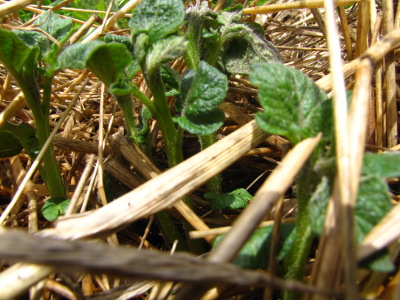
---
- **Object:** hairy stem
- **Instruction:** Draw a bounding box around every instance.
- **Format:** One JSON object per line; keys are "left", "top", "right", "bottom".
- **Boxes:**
{"left": 115, "top": 94, "right": 138, "bottom": 143}
{"left": 17, "top": 74, "right": 66, "bottom": 200}
{"left": 283, "top": 160, "right": 318, "bottom": 300}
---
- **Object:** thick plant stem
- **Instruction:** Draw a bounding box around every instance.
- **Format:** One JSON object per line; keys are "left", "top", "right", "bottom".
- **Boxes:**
{"left": 283, "top": 161, "right": 317, "bottom": 300}
{"left": 207, "top": 31, "right": 225, "bottom": 67}
{"left": 19, "top": 77, "right": 66, "bottom": 200}
{"left": 147, "top": 71, "right": 184, "bottom": 167}
{"left": 184, "top": 19, "right": 201, "bottom": 71}
{"left": 144, "top": 71, "right": 192, "bottom": 250}
{"left": 283, "top": 211, "right": 314, "bottom": 300}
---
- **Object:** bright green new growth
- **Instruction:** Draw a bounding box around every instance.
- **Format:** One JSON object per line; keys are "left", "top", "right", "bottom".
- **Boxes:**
{"left": 205, "top": 188, "right": 252, "bottom": 210}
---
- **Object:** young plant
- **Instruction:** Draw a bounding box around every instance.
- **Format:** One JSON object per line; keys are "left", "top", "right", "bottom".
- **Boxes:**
{"left": 184, "top": 2, "right": 282, "bottom": 197}
{"left": 0, "top": 11, "right": 76, "bottom": 220}
{"left": 212, "top": 62, "right": 395, "bottom": 300}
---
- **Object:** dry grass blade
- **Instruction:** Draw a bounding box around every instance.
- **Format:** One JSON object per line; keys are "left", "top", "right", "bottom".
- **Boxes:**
{"left": 208, "top": 134, "right": 321, "bottom": 264}
{"left": 81, "top": 0, "right": 140, "bottom": 43}
{"left": 0, "top": 92, "right": 25, "bottom": 127}
{"left": 324, "top": 0, "right": 357, "bottom": 298}
{"left": 0, "top": 0, "right": 36, "bottom": 18}
{"left": 243, "top": 0, "right": 359, "bottom": 15}
{"left": 0, "top": 120, "right": 268, "bottom": 298}
{"left": 0, "top": 228, "right": 341, "bottom": 298}
{"left": 51, "top": 120, "right": 268, "bottom": 239}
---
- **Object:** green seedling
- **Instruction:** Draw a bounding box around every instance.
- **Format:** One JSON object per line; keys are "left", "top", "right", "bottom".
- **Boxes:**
{"left": 0, "top": 11, "right": 76, "bottom": 220}
{"left": 206, "top": 62, "right": 395, "bottom": 300}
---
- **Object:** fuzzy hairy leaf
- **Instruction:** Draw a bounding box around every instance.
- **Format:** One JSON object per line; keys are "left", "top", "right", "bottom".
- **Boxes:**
{"left": 222, "top": 22, "right": 282, "bottom": 75}
{"left": 174, "top": 61, "right": 227, "bottom": 135}
{"left": 145, "top": 36, "right": 187, "bottom": 75}
{"left": 129, "top": 0, "right": 185, "bottom": 43}
{"left": 0, "top": 29, "right": 35, "bottom": 74}
{"left": 362, "top": 152, "right": 400, "bottom": 178}
{"left": 355, "top": 176, "right": 392, "bottom": 244}
{"left": 205, "top": 188, "right": 252, "bottom": 210}
{"left": 213, "top": 223, "right": 295, "bottom": 269}
{"left": 58, "top": 41, "right": 132, "bottom": 86}
{"left": 14, "top": 11, "right": 74, "bottom": 69}
{"left": 103, "top": 34, "right": 140, "bottom": 79}
{"left": 161, "top": 65, "right": 181, "bottom": 97}
{"left": 251, "top": 63, "right": 332, "bottom": 144}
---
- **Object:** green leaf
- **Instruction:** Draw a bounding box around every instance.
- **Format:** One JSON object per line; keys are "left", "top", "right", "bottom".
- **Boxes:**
{"left": 309, "top": 174, "right": 392, "bottom": 246}
{"left": 136, "top": 106, "right": 152, "bottom": 145}
{"left": 213, "top": 223, "right": 295, "bottom": 269}
{"left": 355, "top": 176, "right": 392, "bottom": 244}
{"left": 103, "top": 33, "right": 140, "bottom": 79}
{"left": 205, "top": 188, "right": 252, "bottom": 210}
{"left": 250, "top": 62, "right": 332, "bottom": 144}
{"left": 58, "top": 199, "right": 71, "bottom": 216}
{"left": 174, "top": 61, "right": 228, "bottom": 135}
{"left": 14, "top": 11, "right": 74, "bottom": 68}
{"left": 309, "top": 176, "right": 332, "bottom": 236}
{"left": 363, "top": 152, "right": 400, "bottom": 178}
{"left": 221, "top": 22, "right": 282, "bottom": 75}
{"left": 0, "top": 130, "right": 23, "bottom": 158}
{"left": 104, "top": 33, "right": 133, "bottom": 51}
{"left": 109, "top": 77, "right": 134, "bottom": 96}
{"left": 1, "top": 122, "right": 39, "bottom": 159}
{"left": 41, "top": 201, "right": 59, "bottom": 221}
{"left": 161, "top": 64, "right": 181, "bottom": 97}
{"left": 129, "top": 0, "right": 185, "bottom": 43}
{"left": 145, "top": 36, "right": 187, "bottom": 75}
{"left": 359, "top": 248, "right": 395, "bottom": 272}
{"left": 58, "top": 41, "right": 133, "bottom": 86}
{"left": 0, "top": 29, "right": 35, "bottom": 74}
{"left": 41, "top": 197, "right": 70, "bottom": 221}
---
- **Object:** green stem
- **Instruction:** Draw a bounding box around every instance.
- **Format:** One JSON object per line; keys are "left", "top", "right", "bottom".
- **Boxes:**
{"left": 283, "top": 211, "right": 314, "bottom": 300}
{"left": 18, "top": 75, "right": 66, "bottom": 200}
{"left": 283, "top": 161, "right": 317, "bottom": 300}
{"left": 207, "top": 32, "right": 225, "bottom": 67}
{"left": 185, "top": 22, "right": 225, "bottom": 195}
{"left": 147, "top": 71, "right": 184, "bottom": 167}
{"left": 184, "top": 19, "right": 201, "bottom": 71}
{"left": 144, "top": 70, "right": 192, "bottom": 249}
{"left": 115, "top": 94, "right": 138, "bottom": 143}
{"left": 156, "top": 211, "right": 188, "bottom": 251}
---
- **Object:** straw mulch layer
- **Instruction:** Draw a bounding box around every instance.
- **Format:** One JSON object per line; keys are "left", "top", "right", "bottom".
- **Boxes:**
{"left": 1, "top": 0, "right": 400, "bottom": 299}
